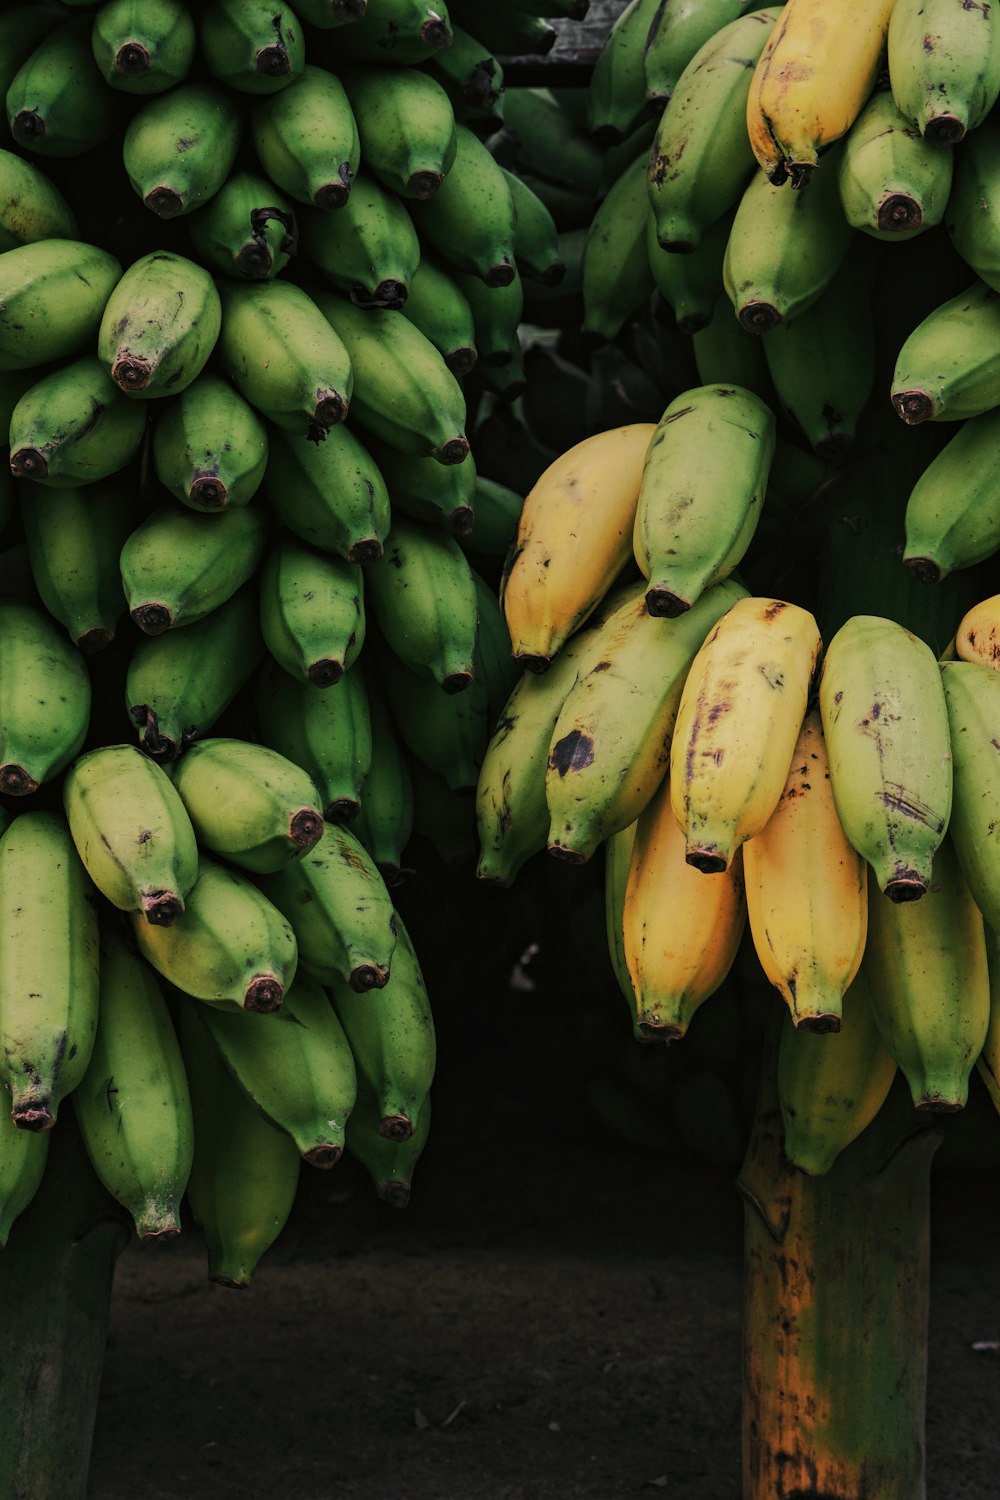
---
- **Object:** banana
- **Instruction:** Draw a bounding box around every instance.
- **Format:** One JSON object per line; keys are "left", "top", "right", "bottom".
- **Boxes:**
{"left": 251, "top": 64, "right": 360, "bottom": 210}
{"left": 125, "top": 581, "right": 264, "bottom": 763}
{"left": 259, "top": 532, "right": 364, "bottom": 687}
{"left": 120, "top": 503, "right": 268, "bottom": 635}
{"left": 63, "top": 744, "right": 199, "bottom": 925}
{"left": 344, "top": 1074, "right": 430, "bottom": 1206}
{"left": 0, "top": 238, "right": 121, "bottom": 372}
{"left": 152, "top": 371, "right": 269, "bottom": 512}
{"left": 0, "top": 602, "right": 90, "bottom": 795}
{"left": 902, "top": 407, "right": 1000, "bottom": 584}
{"left": 644, "top": 0, "right": 762, "bottom": 111}
{"left": 194, "top": 969, "right": 356, "bottom": 1165}
{"left": 422, "top": 24, "right": 503, "bottom": 126}
{"left": 97, "top": 250, "right": 221, "bottom": 400}
{"left": 723, "top": 145, "right": 855, "bottom": 332}
{"left": 470, "top": 565, "right": 519, "bottom": 720}
{"left": 0, "top": 1099, "right": 48, "bottom": 1244}
{"left": 647, "top": 208, "right": 729, "bottom": 334}
{"left": 743, "top": 707, "right": 868, "bottom": 1032}
{"left": 0, "top": 809, "right": 99, "bottom": 1128}
{"left": 604, "top": 820, "right": 643, "bottom": 1036}
{"left": 135, "top": 854, "right": 297, "bottom": 1013}
{"left": 647, "top": 8, "right": 781, "bottom": 253}
{"left": 581, "top": 151, "right": 655, "bottom": 343}
{"left": 444, "top": 0, "right": 554, "bottom": 56}
{"left": 178, "top": 999, "right": 300, "bottom": 1287}
{"left": 462, "top": 474, "right": 524, "bottom": 562}
{"left": 365, "top": 436, "right": 477, "bottom": 534}
{"left": 261, "top": 420, "right": 389, "bottom": 561}
{"left": 364, "top": 518, "right": 478, "bottom": 692}
{"left": 500, "top": 423, "right": 656, "bottom": 671}
{"left": 669, "top": 596, "right": 822, "bottom": 873}
{"left": 0, "top": 147, "right": 77, "bottom": 250}
{"left": 891, "top": 279, "right": 1000, "bottom": 427}
{"left": 692, "top": 291, "right": 774, "bottom": 400}
{"left": 746, "top": 0, "right": 896, "bottom": 185}
{"left": 329, "top": 910, "right": 434, "bottom": 1139}
{"left": 296, "top": 0, "right": 366, "bottom": 23}
{"left": 377, "top": 635, "right": 490, "bottom": 790}
{"left": 941, "top": 659, "right": 1000, "bottom": 932}
{"left": 91, "top": 0, "right": 196, "bottom": 94}
{"left": 314, "top": 289, "right": 469, "bottom": 464}
{"left": 546, "top": 579, "right": 748, "bottom": 864}
{"left": 73, "top": 920, "right": 194, "bottom": 1238}
{"left": 0, "top": 5, "right": 71, "bottom": 104}
{"left": 253, "top": 657, "right": 372, "bottom": 821}
{"left": 186, "top": 170, "right": 299, "bottom": 283}
{"left": 325, "top": 0, "right": 452, "bottom": 64}
{"left": 169, "top": 736, "right": 325, "bottom": 874}
{"left": 456, "top": 268, "right": 523, "bottom": 369}
{"left": 399, "top": 256, "right": 478, "bottom": 378}
{"left": 216, "top": 278, "right": 353, "bottom": 441}
{"left": 502, "top": 167, "right": 564, "bottom": 286}
{"left": 8, "top": 356, "right": 146, "bottom": 487}
{"left": 408, "top": 122, "right": 518, "bottom": 286}
{"left": 863, "top": 840, "right": 989, "bottom": 1110}
{"left": 300, "top": 173, "right": 419, "bottom": 309}
{"left": 200, "top": 0, "right": 305, "bottom": 94}
{"left": 18, "top": 478, "right": 135, "bottom": 652}
{"left": 622, "top": 772, "right": 747, "bottom": 1040}
{"left": 123, "top": 80, "right": 242, "bottom": 218}
{"left": 633, "top": 384, "right": 775, "bottom": 618}
{"left": 777, "top": 968, "right": 897, "bottom": 1175}
{"left": 588, "top": 0, "right": 662, "bottom": 144}
{"left": 947, "top": 115, "right": 1000, "bottom": 291}
{"left": 838, "top": 86, "right": 953, "bottom": 241}
{"left": 353, "top": 672, "right": 414, "bottom": 885}
{"left": 888, "top": 0, "right": 1000, "bottom": 146}
{"left": 818, "top": 613, "right": 953, "bottom": 901}
{"left": 342, "top": 63, "right": 456, "bottom": 201}
{"left": 954, "top": 595, "right": 1000, "bottom": 670}
{"left": 257, "top": 819, "right": 398, "bottom": 991}
{"left": 6, "top": 15, "right": 125, "bottom": 157}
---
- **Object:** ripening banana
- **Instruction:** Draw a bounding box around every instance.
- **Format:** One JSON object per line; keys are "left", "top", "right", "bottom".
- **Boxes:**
{"left": 603, "top": 820, "right": 642, "bottom": 1037}
{"left": 63, "top": 743, "right": 199, "bottom": 925}
{"left": 251, "top": 64, "right": 359, "bottom": 210}
{"left": 97, "top": 250, "right": 222, "bottom": 400}
{"left": 329, "top": 0, "right": 452, "bottom": 65}
{"left": 122, "top": 80, "right": 242, "bottom": 217}
{"left": 0, "top": 146, "right": 77, "bottom": 250}
{"left": 152, "top": 371, "right": 269, "bottom": 512}
{"left": 254, "top": 657, "right": 372, "bottom": 821}
{"left": 669, "top": 596, "right": 822, "bottom": 873}
{"left": 72, "top": 920, "right": 194, "bottom": 1239}
{"left": 818, "top": 614, "right": 953, "bottom": 901}
{"left": 500, "top": 423, "right": 656, "bottom": 672}
{"left": 0, "top": 601, "right": 90, "bottom": 795}
{"left": 299, "top": 172, "right": 420, "bottom": 309}
{"left": 902, "top": 407, "right": 1000, "bottom": 585}
{"left": 364, "top": 518, "right": 479, "bottom": 692}
{"left": 633, "top": 384, "right": 775, "bottom": 618}
{"left": 581, "top": 151, "right": 655, "bottom": 344}
{"left": 0, "top": 809, "right": 99, "bottom": 1129}
{"left": 18, "top": 478, "right": 136, "bottom": 651}
{"left": 261, "top": 420, "right": 390, "bottom": 563}
{"left": 342, "top": 63, "right": 456, "bottom": 201}
{"left": 743, "top": 707, "right": 868, "bottom": 1033}
{"left": 186, "top": 170, "right": 299, "bottom": 284}
{"left": 891, "top": 280, "right": 1000, "bottom": 427}
{"left": 199, "top": 0, "right": 305, "bottom": 95}
{"left": 838, "top": 86, "right": 954, "bottom": 241}
{"left": 0, "top": 238, "right": 121, "bottom": 372}
{"left": 941, "top": 660, "right": 1000, "bottom": 933}
{"left": 954, "top": 595, "right": 1000, "bottom": 670}
{"left": 259, "top": 532, "right": 365, "bottom": 687}
{"left": 0, "top": 1098, "right": 48, "bottom": 1245}
{"left": 6, "top": 14, "right": 125, "bottom": 158}
{"left": 120, "top": 503, "right": 268, "bottom": 635}
{"left": 888, "top": 0, "right": 1000, "bottom": 146}
{"left": 8, "top": 356, "right": 147, "bottom": 487}
{"left": 90, "top": 0, "right": 197, "bottom": 94}
{"left": 746, "top": 0, "right": 897, "bottom": 185}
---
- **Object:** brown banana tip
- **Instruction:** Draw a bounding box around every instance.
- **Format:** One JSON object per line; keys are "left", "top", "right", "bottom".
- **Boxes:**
{"left": 795, "top": 1013, "right": 842, "bottom": 1035}
{"left": 923, "top": 114, "right": 966, "bottom": 146}
{"left": 436, "top": 436, "right": 470, "bottom": 466}
{"left": 289, "top": 808, "right": 325, "bottom": 847}
{"left": 376, "top": 1181, "right": 411, "bottom": 1209}
{"left": 244, "top": 976, "right": 284, "bottom": 1013}
{"left": 312, "top": 180, "right": 350, "bottom": 212}
{"left": 189, "top": 475, "right": 229, "bottom": 509}
{"left": 0, "top": 764, "right": 39, "bottom": 796}
{"left": 546, "top": 843, "right": 589, "bottom": 865}
{"left": 303, "top": 1143, "right": 342, "bottom": 1168}
{"left": 141, "top": 892, "right": 184, "bottom": 926}
{"left": 77, "top": 626, "right": 115, "bottom": 654}
{"left": 306, "top": 658, "right": 344, "bottom": 687}
{"left": 407, "top": 170, "right": 443, "bottom": 200}
{"left": 112, "top": 354, "right": 152, "bottom": 392}
{"left": 645, "top": 587, "right": 691, "bottom": 619}
{"left": 143, "top": 186, "right": 185, "bottom": 218}
{"left": 310, "top": 394, "right": 348, "bottom": 438}
{"left": 676, "top": 310, "right": 711, "bottom": 335}
{"left": 377, "top": 1115, "right": 414, "bottom": 1143}
{"left": 132, "top": 603, "right": 173, "bottom": 635}
{"left": 255, "top": 43, "right": 291, "bottom": 77}
{"left": 515, "top": 652, "right": 550, "bottom": 674}
{"left": 902, "top": 555, "right": 941, "bottom": 586}
{"left": 419, "top": 17, "right": 451, "bottom": 47}
{"left": 914, "top": 1096, "right": 964, "bottom": 1113}
{"left": 137, "top": 1222, "right": 181, "bottom": 1242}
{"left": 11, "top": 110, "right": 45, "bottom": 145}
{"left": 375, "top": 860, "right": 404, "bottom": 887}
{"left": 12, "top": 1101, "right": 54, "bottom": 1131}
{"left": 234, "top": 243, "right": 274, "bottom": 279}
{"left": 9, "top": 447, "right": 48, "bottom": 479}
{"left": 347, "top": 536, "right": 383, "bottom": 564}
{"left": 877, "top": 193, "right": 923, "bottom": 234}
{"left": 448, "top": 504, "right": 475, "bottom": 538}
{"left": 892, "top": 389, "right": 934, "bottom": 425}
{"left": 369, "top": 279, "right": 408, "bottom": 310}
{"left": 684, "top": 849, "right": 729, "bottom": 875}
{"left": 539, "top": 260, "right": 566, "bottom": 288}
{"left": 323, "top": 796, "right": 360, "bottom": 823}
{"left": 210, "top": 1273, "right": 251, "bottom": 1290}
{"left": 486, "top": 261, "right": 516, "bottom": 289}
{"left": 444, "top": 347, "right": 478, "bottom": 378}
{"left": 637, "top": 1019, "right": 683, "bottom": 1043}
{"left": 738, "top": 301, "right": 782, "bottom": 335}
{"left": 884, "top": 873, "right": 928, "bottom": 903}
{"left": 115, "top": 42, "right": 151, "bottom": 74}
{"left": 348, "top": 963, "right": 389, "bottom": 993}
{"left": 441, "top": 670, "right": 474, "bottom": 695}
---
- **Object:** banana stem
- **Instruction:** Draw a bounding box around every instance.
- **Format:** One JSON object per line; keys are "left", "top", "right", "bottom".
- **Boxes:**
{"left": 739, "top": 1002, "right": 940, "bottom": 1500}
{"left": 0, "top": 1112, "right": 130, "bottom": 1500}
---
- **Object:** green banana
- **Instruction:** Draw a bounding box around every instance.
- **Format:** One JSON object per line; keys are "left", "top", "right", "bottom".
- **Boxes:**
{"left": 587, "top": 0, "right": 662, "bottom": 143}
{"left": 604, "top": 820, "right": 643, "bottom": 1037}
{"left": 0, "top": 1097, "right": 48, "bottom": 1244}
{"left": 152, "top": 372, "right": 269, "bottom": 512}
{"left": 0, "top": 809, "right": 99, "bottom": 1129}
{"left": 97, "top": 250, "right": 221, "bottom": 400}
{"left": 502, "top": 167, "right": 564, "bottom": 286}
{"left": 123, "top": 80, "right": 242, "bottom": 218}
{"left": 344, "top": 1073, "right": 430, "bottom": 1206}
{"left": 169, "top": 736, "right": 325, "bottom": 874}
{"left": 257, "top": 819, "right": 399, "bottom": 991}
{"left": 18, "top": 478, "right": 135, "bottom": 652}
{"left": 375, "top": 633, "right": 490, "bottom": 790}
{"left": 493, "top": 86, "right": 604, "bottom": 196}
{"left": 584, "top": 151, "right": 658, "bottom": 342}
{"left": 470, "top": 565, "right": 519, "bottom": 722}
{"left": 692, "top": 291, "right": 774, "bottom": 401}
{"left": 420, "top": 23, "right": 503, "bottom": 126}
{"left": 902, "top": 406, "right": 1000, "bottom": 583}
{"left": 0, "top": 238, "right": 121, "bottom": 373}
{"left": 353, "top": 671, "right": 414, "bottom": 884}
{"left": 185, "top": 170, "right": 299, "bottom": 282}
{"left": 259, "top": 532, "right": 365, "bottom": 687}
{"left": 251, "top": 64, "right": 360, "bottom": 210}
{"left": 365, "top": 436, "right": 477, "bottom": 534}
{"left": 342, "top": 63, "right": 457, "bottom": 201}
{"left": 0, "top": 5, "right": 71, "bottom": 105}
{"left": 408, "top": 122, "right": 518, "bottom": 286}
{"left": 200, "top": 0, "right": 305, "bottom": 94}
{"left": 647, "top": 207, "right": 729, "bottom": 335}
{"left": 134, "top": 854, "right": 298, "bottom": 1012}
{"left": 947, "top": 114, "right": 1000, "bottom": 291}
{"left": 63, "top": 743, "right": 199, "bottom": 924}
{"left": 120, "top": 503, "right": 268, "bottom": 635}
{"left": 460, "top": 474, "right": 524, "bottom": 561}
{"left": 6, "top": 15, "right": 124, "bottom": 157}
{"left": 216, "top": 278, "right": 353, "bottom": 441}
{"left": 326, "top": 0, "right": 452, "bottom": 65}
{"left": 891, "top": 279, "right": 1000, "bottom": 426}
{"left": 941, "top": 660, "right": 1000, "bottom": 933}
{"left": 8, "top": 356, "right": 146, "bottom": 487}
{"left": 90, "top": 0, "right": 197, "bottom": 94}
{"left": 0, "top": 602, "right": 91, "bottom": 795}
{"left": 261, "top": 419, "right": 390, "bottom": 561}
{"left": 0, "top": 147, "right": 77, "bottom": 251}
{"left": 446, "top": 0, "right": 553, "bottom": 52}
{"left": 73, "top": 920, "right": 194, "bottom": 1237}
{"left": 253, "top": 657, "right": 372, "bottom": 821}
{"left": 888, "top": 0, "right": 1000, "bottom": 145}
{"left": 299, "top": 172, "right": 420, "bottom": 309}
{"left": 644, "top": 0, "right": 764, "bottom": 111}
{"left": 838, "top": 86, "right": 953, "bottom": 241}
{"left": 194, "top": 969, "right": 356, "bottom": 1165}
{"left": 364, "top": 517, "right": 479, "bottom": 691}
{"left": 399, "top": 256, "right": 478, "bottom": 378}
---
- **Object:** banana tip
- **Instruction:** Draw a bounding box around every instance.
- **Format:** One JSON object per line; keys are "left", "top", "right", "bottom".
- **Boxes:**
{"left": 637, "top": 1018, "right": 683, "bottom": 1043}
{"left": 244, "top": 976, "right": 285, "bottom": 1012}
{"left": 883, "top": 873, "right": 928, "bottom": 903}
{"left": 290, "top": 808, "right": 325, "bottom": 847}
{"left": 902, "top": 555, "right": 942, "bottom": 586}
{"left": 132, "top": 603, "right": 174, "bottom": 635}
{"left": 323, "top": 796, "right": 360, "bottom": 823}
{"left": 376, "top": 1181, "right": 411, "bottom": 1209}
{"left": 684, "top": 848, "right": 729, "bottom": 875}
{"left": 794, "top": 1012, "right": 842, "bottom": 1035}
{"left": 435, "top": 436, "right": 470, "bottom": 466}
{"left": 348, "top": 963, "right": 390, "bottom": 993}
{"left": 419, "top": 17, "right": 451, "bottom": 48}
{"left": 143, "top": 187, "right": 185, "bottom": 218}
{"left": 441, "top": 670, "right": 474, "bottom": 695}
{"left": 445, "top": 347, "right": 478, "bottom": 379}
{"left": 737, "top": 301, "right": 782, "bottom": 336}
{"left": 377, "top": 1115, "right": 414, "bottom": 1143}
{"left": 892, "top": 390, "right": 935, "bottom": 425}
{"left": 0, "top": 764, "right": 39, "bottom": 796}
{"left": 255, "top": 43, "right": 292, "bottom": 78}
{"left": 877, "top": 194, "right": 923, "bottom": 234}
{"left": 923, "top": 115, "right": 966, "bottom": 146}
{"left": 407, "top": 170, "right": 443, "bottom": 201}
{"left": 141, "top": 892, "right": 184, "bottom": 926}
{"left": 306, "top": 658, "right": 344, "bottom": 687}
{"left": 303, "top": 1143, "right": 342, "bottom": 1168}
{"left": 645, "top": 587, "right": 691, "bottom": 619}
{"left": 448, "top": 505, "right": 475, "bottom": 538}
{"left": 11, "top": 110, "right": 45, "bottom": 146}
{"left": 11, "top": 1100, "right": 54, "bottom": 1131}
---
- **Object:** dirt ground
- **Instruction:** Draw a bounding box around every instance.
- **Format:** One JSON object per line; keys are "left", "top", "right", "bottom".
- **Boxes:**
{"left": 87, "top": 850, "right": 1000, "bottom": 1500}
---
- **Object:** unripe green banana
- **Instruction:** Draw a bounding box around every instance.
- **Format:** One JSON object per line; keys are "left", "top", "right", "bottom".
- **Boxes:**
{"left": 460, "top": 474, "right": 523, "bottom": 561}
{"left": 588, "top": 0, "right": 662, "bottom": 144}
{"left": 63, "top": 743, "right": 199, "bottom": 924}
{"left": 216, "top": 279, "right": 353, "bottom": 441}
{"left": 646, "top": 208, "right": 729, "bottom": 335}
{"left": 18, "top": 478, "right": 135, "bottom": 652}
{"left": 134, "top": 854, "right": 298, "bottom": 1012}
{"left": 399, "top": 256, "right": 478, "bottom": 378}
{"left": 819, "top": 614, "right": 953, "bottom": 901}
{"left": 470, "top": 565, "right": 519, "bottom": 720}
{"left": 494, "top": 86, "right": 604, "bottom": 196}
{"left": 0, "top": 809, "right": 99, "bottom": 1128}
{"left": 73, "top": 920, "right": 194, "bottom": 1237}
{"left": 170, "top": 736, "right": 325, "bottom": 874}
{"left": 502, "top": 166, "right": 563, "bottom": 286}
{"left": 123, "top": 80, "right": 242, "bottom": 218}
{"left": 258, "top": 819, "right": 398, "bottom": 991}
{"left": 259, "top": 532, "right": 364, "bottom": 687}
{"left": 251, "top": 64, "right": 360, "bottom": 210}
{"left": 409, "top": 122, "right": 518, "bottom": 286}
{"left": 91, "top": 0, "right": 196, "bottom": 94}
{"left": 353, "top": 672, "right": 413, "bottom": 883}
{"left": 420, "top": 23, "right": 503, "bottom": 126}
{"left": 0, "top": 1096, "right": 48, "bottom": 1244}
{"left": 8, "top": 356, "right": 146, "bottom": 488}
{"left": 299, "top": 173, "right": 420, "bottom": 309}
{"left": 446, "top": 0, "right": 553, "bottom": 55}
{"left": 186, "top": 171, "right": 299, "bottom": 283}
{"left": 194, "top": 969, "right": 356, "bottom": 1165}
{"left": 254, "top": 657, "right": 372, "bottom": 820}
{"left": 838, "top": 87, "right": 953, "bottom": 241}
{"left": 0, "top": 5, "right": 70, "bottom": 105}
{"left": 120, "top": 503, "right": 268, "bottom": 635}
{"left": 0, "top": 238, "right": 121, "bottom": 373}
{"left": 376, "top": 632, "right": 490, "bottom": 790}
{"left": 97, "top": 250, "right": 221, "bottom": 400}
{"left": 366, "top": 436, "right": 476, "bottom": 534}
{"left": 692, "top": 291, "right": 773, "bottom": 401}
{"left": 0, "top": 602, "right": 90, "bottom": 795}
{"left": 261, "top": 419, "right": 389, "bottom": 561}
{"left": 326, "top": 0, "right": 452, "bottom": 65}
{"left": 125, "top": 582, "right": 264, "bottom": 762}
{"left": 888, "top": 0, "right": 1000, "bottom": 146}
{"left": 0, "top": 147, "right": 77, "bottom": 251}
{"left": 941, "top": 660, "right": 1000, "bottom": 932}
{"left": 582, "top": 150, "right": 657, "bottom": 342}
{"left": 644, "top": 0, "right": 760, "bottom": 111}
{"left": 902, "top": 407, "right": 1000, "bottom": 583}
{"left": 342, "top": 63, "right": 457, "bottom": 201}
{"left": 947, "top": 115, "right": 1000, "bottom": 291}
{"left": 345, "top": 1073, "right": 430, "bottom": 1206}
{"left": 152, "top": 372, "right": 269, "bottom": 512}
{"left": 200, "top": 0, "right": 305, "bottom": 95}
{"left": 365, "top": 518, "right": 479, "bottom": 691}
{"left": 890, "top": 279, "right": 1000, "bottom": 426}
{"left": 6, "top": 15, "right": 125, "bottom": 157}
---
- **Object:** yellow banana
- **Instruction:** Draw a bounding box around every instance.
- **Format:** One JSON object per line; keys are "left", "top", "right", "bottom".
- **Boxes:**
{"left": 954, "top": 594, "right": 1000, "bottom": 670}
